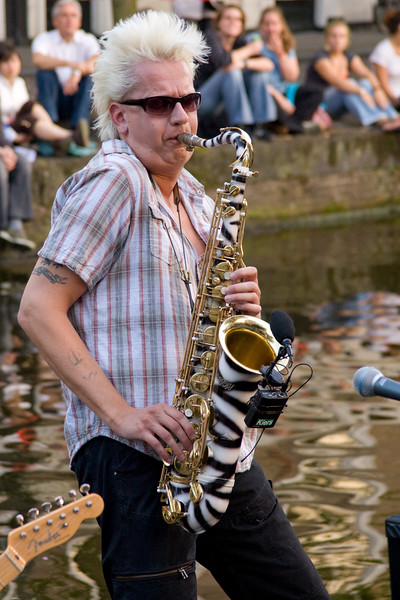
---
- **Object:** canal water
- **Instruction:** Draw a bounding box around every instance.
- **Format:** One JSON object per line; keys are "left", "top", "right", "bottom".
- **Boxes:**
{"left": 1, "top": 213, "right": 400, "bottom": 599}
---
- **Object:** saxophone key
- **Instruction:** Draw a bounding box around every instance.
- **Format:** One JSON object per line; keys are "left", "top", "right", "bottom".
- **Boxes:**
{"left": 189, "top": 482, "right": 203, "bottom": 504}
{"left": 211, "top": 284, "right": 225, "bottom": 300}
{"left": 162, "top": 501, "right": 185, "bottom": 525}
{"left": 190, "top": 372, "right": 210, "bottom": 393}
{"left": 222, "top": 245, "right": 234, "bottom": 257}
{"left": 174, "top": 454, "right": 192, "bottom": 476}
{"left": 228, "top": 184, "right": 240, "bottom": 196}
{"left": 200, "top": 350, "right": 215, "bottom": 368}
{"left": 190, "top": 439, "right": 208, "bottom": 469}
{"left": 192, "top": 423, "right": 201, "bottom": 437}
{"left": 221, "top": 205, "right": 236, "bottom": 217}
{"left": 208, "top": 307, "right": 220, "bottom": 323}
{"left": 203, "top": 325, "right": 216, "bottom": 345}
{"left": 214, "top": 261, "right": 233, "bottom": 279}
{"left": 185, "top": 394, "right": 207, "bottom": 418}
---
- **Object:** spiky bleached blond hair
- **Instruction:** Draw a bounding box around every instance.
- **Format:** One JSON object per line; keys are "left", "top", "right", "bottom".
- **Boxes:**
{"left": 92, "top": 10, "right": 209, "bottom": 141}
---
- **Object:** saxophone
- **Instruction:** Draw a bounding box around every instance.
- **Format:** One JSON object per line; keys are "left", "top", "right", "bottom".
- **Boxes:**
{"left": 157, "top": 127, "right": 282, "bottom": 533}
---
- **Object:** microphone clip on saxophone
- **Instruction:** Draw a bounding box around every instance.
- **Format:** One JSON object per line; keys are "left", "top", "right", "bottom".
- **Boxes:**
{"left": 244, "top": 342, "right": 291, "bottom": 429}
{"left": 245, "top": 309, "right": 307, "bottom": 429}
{"left": 244, "top": 345, "right": 292, "bottom": 430}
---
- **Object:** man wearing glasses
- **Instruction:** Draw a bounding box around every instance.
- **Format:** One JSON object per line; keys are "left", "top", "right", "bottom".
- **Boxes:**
{"left": 19, "top": 11, "right": 330, "bottom": 600}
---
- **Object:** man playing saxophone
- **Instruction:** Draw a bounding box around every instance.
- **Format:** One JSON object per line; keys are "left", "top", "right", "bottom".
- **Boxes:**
{"left": 18, "top": 11, "right": 330, "bottom": 600}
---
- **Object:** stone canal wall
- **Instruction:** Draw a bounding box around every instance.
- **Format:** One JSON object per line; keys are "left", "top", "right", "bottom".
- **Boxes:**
{"left": 27, "top": 127, "right": 400, "bottom": 246}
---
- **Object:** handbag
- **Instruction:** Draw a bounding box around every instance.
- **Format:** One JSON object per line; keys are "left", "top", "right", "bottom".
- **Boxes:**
{"left": 10, "top": 100, "right": 37, "bottom": 135}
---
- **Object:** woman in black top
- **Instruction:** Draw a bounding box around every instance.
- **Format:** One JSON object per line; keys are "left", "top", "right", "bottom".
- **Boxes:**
{"left": 306, "top": 19, "right": 400, "bottom": 130}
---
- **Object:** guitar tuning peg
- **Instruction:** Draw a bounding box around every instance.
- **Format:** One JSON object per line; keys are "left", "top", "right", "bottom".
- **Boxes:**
{"left": 28, "top": 507, "right": 39, "bottom": 520}
{"left": 55, "top": 496, "right": 65, "bottom": 507}
{"left": 15, "top": 513, "right": 24, "bottom": 526}
{"left": 41, "top": 501, "right": 52, "bottom": 513}
{"left": 80, "top": 483, "right": 90, "bottom": 496}
{"left": 69, "top": 489, "right": 77, "bottom": 501}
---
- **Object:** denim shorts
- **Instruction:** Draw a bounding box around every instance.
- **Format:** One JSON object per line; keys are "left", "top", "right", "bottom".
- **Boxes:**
{"left": 72, "top": 436, "right": 330, "bottom": 600}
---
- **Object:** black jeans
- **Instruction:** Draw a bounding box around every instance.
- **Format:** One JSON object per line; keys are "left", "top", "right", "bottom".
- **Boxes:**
{"left": 72, "top": 437, "right": 331, "bottom": 600}
{"left": 196, "top": 459, "right": 331, "bottom": 600}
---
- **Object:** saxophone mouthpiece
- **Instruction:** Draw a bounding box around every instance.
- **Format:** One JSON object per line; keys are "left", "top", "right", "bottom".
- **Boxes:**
{"left": 177, "top": 132, "right": 204, "bottom": 151}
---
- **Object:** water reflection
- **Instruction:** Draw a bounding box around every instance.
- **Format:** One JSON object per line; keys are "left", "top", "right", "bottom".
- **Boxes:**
{"left": 1, "top": 219, "right": 400, "bottom": 599}
{"left": 270, "top": 289, "right": 400, "bottom": 599}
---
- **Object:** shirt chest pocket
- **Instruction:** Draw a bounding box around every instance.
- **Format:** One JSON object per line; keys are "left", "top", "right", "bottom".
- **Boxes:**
{"left": 148, "top": 206, "right": 179, "bottom": 267}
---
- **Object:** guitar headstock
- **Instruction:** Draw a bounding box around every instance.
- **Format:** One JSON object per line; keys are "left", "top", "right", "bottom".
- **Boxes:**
{"left": 7, "top": 485, "right": 104, "bottom": 567}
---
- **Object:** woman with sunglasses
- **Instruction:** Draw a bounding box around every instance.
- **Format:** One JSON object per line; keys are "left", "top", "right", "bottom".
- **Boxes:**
{"left": 19, "top": 11, "right": 331, "bottom": 600}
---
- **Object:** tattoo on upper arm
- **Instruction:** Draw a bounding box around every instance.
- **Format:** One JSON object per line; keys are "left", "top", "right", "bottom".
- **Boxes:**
{"left": 33, "top": 259, "right": 67, "bottom": 285}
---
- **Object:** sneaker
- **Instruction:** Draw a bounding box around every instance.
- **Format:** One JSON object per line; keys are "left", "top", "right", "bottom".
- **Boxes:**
{"left": 253, "top": 125, "right": 273, "bottom": 142}
{"left": 7, "top": 228, "right": 36, "bottom": 250}
{"left": 73, "top": 119, "right": 90, "bottom": 147}
{"left": 52, "top": 136, "right": 74, "bottom": 157}
{"left": 301, "top": 120, "right": 322, "bottom": 134}
{"left": 68, "top": 140, "right": 97, "bottom": 157}
{"left": 0, "top": 230, "right": 13, "bottom": 245}
{"left": 37, "top": 140, "right": 54, "bottom": 157}
{"left": 311, "top": 106, "right": 332, "bottom": 131}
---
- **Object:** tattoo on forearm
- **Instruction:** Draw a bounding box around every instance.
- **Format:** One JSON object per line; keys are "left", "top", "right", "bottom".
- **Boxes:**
{"left": 33, "top": 259, "right": 67, "bottom": 284}
{"left": 83, "top": 372, "right": 97, "bottom": 381}
{"left": 69, "top": 349, "right": 83, "bottom": 367}
{"left": 69, "top": 349, "right": 97, "bottom": 381}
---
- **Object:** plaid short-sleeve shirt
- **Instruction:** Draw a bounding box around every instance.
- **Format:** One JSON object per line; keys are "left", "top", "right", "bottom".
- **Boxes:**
{"left": 39, "top": 139, "right": 257, "bottom": 471}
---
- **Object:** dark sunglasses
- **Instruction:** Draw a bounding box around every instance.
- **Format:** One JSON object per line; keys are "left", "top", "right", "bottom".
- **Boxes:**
{"left": 119, "top": 93, "right": 201, "bottom": 116}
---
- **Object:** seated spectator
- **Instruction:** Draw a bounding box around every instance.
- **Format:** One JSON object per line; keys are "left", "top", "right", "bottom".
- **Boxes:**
{"left": 0, "top": 41, "right": 94, "bottom": 157}
{"left": 172, "top": 0, "right": 220, "bottom": 31}
{"left": 0, "top": 125, "right": 35, "bottom": 250}
{"left": 305, "top": 19, "right": 400, "bottom": 131}
{"left": 31, "top": 0, "right": 100, "bottom": 136}
{"left": 245, "top": 7, "right": 323, "bottom": 137}
{"left": 370, "top": 9, "right": 400, "bottom": 110}
{"left": 194, "top": 4, "right": 272, "bottom": 138}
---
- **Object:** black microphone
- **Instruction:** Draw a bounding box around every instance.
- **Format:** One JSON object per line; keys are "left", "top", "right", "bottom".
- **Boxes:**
{"left": 353, "top": 366, "right": 400, "bottom": 401}
{"left": 270, "top": 310, "right": 295, "bottom": 364}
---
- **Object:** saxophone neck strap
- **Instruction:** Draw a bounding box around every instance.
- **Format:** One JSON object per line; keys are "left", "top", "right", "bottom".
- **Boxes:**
{"left": 173, "top": 183, "right": 194, "bottom": 311}
{"left": 147, "top": 171, "right": 194, "bottom": 312}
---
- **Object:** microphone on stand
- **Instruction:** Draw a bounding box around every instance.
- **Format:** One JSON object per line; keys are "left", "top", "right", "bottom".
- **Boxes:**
{"left": 355, "top": 364, "right": 400, "bottom": 598}
{"left": 353, "top": 366, "right": 400, "bottom": 401}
